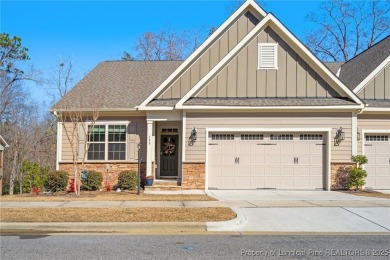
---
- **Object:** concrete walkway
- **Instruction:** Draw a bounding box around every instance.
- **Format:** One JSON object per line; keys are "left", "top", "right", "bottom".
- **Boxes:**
{"left": 1, "top": 190, "right": 389, "bottom": 234}
{"left": 205, "top": 190, "right": 390, "bottom": 233}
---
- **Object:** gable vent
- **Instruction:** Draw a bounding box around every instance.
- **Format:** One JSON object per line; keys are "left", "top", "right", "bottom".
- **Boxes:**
{"left": 258, "top": 43, "right": 278, "bottom": 69}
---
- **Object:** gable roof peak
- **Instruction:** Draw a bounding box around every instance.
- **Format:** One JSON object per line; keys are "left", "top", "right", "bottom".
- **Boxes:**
{"left": 339, "top": 35, "right": 390, "bottom": 91}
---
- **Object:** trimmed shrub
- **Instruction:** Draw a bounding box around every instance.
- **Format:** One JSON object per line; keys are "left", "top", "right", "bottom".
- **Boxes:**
{"left": 45, "top": 171, "right": 69, "bottom": 192}
{"left": 347, "top": 155, "right": 368, "bottom": 190}
{"left": 117, "top": 170, "right": 138, "bottom": 190}
{"left": 82, "top": 170, "right": 103, "bottom": 191}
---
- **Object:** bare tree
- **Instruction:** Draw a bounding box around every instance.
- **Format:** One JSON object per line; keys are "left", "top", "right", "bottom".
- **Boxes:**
{"left": 305, "top": 0, "right": 390, "bottom": 62}
{"left": 125, "top": 27, "right": 207, "bottom": 61}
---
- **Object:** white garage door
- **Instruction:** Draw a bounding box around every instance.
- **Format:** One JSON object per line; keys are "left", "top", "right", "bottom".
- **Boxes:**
{"left": 364, "top": 135, "right": 390, "bottom": 189}
{"left": 208, "top": 132, "right": 325, "bottom": 190}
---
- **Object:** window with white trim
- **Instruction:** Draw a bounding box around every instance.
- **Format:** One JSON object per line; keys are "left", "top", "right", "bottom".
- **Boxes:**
{"left": 241, "top": 134, "right": 263, "bottom": 140}
{"left": 270, "top": 134, "right": 293, "bottom": 141}
{"left": 300, "top": 134, "right": 323, "bottom": 141}
{"left": 365, "top": 135, "right": 389, "bottom": 142}
{"left": 258, "top": 43, "right": 278, "bottom": 69}
{"left": 211, "top": 134, "right": 234, "bottom": 141}
{"left": 88, "top": 124, "right": 127, "bottom": 161}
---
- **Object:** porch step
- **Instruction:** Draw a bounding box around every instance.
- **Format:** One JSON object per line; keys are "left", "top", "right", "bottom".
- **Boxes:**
{"left": 144, "top": 179, "right": 182, "bottom": 191}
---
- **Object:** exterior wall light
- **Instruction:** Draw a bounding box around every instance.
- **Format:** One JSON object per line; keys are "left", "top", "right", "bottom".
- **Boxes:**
{"left": 189, "top": 127, "right": 197, "bottom": 146}
{"left": 191, "top": 127, "right": 197, "bottom": 141}
{"left": 335, "top": 127, "right": 345, "bottom": 146}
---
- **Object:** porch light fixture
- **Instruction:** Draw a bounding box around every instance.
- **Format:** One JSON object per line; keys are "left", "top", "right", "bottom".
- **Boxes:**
{"left": 336, "top": 127, "right": 345, "bottom": 142}
{"left": 191, "top": 127, "right": 197, "bottom": 141}
{"left": 189, "top": 127, "right": 197, "bottom": 146}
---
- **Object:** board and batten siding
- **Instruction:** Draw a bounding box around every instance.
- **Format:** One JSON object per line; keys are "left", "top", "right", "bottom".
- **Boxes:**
{"left": 197, "top": 27, "right": 341, "bottom": 98}
{"left": 185, "top": 112, "right": 352, "bottom": 163}
{"left": 357, "top": 114, "right": 390, "bottom": 154}
{"left": 158, "top": 11, "right": 260, "bottom": 99}
{"left": 358, "top": 62, "right": 390, "bottom": 100}
{"left": 60, "top": 117, "right": 147, "bottom": 163}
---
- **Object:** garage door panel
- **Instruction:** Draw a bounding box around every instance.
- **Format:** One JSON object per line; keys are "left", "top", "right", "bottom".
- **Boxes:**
{"left": 207, "top": 132, "right": 325, "bottom": 190}
{"left": 282, "top": 167, "right": 295, "bottom": 176}
{"left": 251, "top": 155, "right": 265, "bottom": 164}
{"left": 250, "top": 167, "right": 265, "bottom": 176}
{"left": 365, "top": 135, "right": 390, "bottom": 189}
{"left": 250, "top": 178, "right": 265, "bottom": 189}
{"left": 235, "top": 166, "right": 251, "bottom": 177}
{"left": 280, "top": 156, "right": 294, "bottom": 165}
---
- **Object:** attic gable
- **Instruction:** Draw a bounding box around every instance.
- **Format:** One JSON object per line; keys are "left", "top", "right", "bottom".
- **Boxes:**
{"left": 140, "top": 1, "right": 267, "bottom": 108}
{"left": 357, "top": 62, "right": 390, "bottom": 100}
{"left": 175, "top": 14, "right": 363, "bottom": 108}
{"left": 196, "top": 26, "right": 341, "bottom": 99}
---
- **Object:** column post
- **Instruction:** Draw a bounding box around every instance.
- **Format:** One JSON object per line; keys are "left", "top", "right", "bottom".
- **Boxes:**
{"left": 146, "top": 120, "right": 154, "bottom": 177}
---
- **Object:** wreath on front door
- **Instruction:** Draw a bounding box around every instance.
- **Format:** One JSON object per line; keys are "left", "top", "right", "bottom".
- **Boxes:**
{"left": 163, "top": 138, "right": 176, "bottom": 155}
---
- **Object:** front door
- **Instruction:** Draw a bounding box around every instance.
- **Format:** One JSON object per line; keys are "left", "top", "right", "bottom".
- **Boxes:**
{"left": 160, "top": 135, "right": 178, "bottom": 177}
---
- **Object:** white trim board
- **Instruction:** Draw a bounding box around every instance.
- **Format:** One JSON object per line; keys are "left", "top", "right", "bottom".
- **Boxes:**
{"left": 138, "top": 0, "right": 267, "bottom": 109}
{"left": 205, "top": 127, "right": 332, "bottom": 191}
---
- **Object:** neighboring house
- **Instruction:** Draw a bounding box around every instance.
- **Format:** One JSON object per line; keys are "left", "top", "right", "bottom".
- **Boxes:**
{"left": 338, "top": 36, "right": 390, "bottom": 189}
{"left": 51, "top": 1, "right": 389, "bottom": 190}
{"left": 0, "top": 135, "right": 9, "bottom": 195}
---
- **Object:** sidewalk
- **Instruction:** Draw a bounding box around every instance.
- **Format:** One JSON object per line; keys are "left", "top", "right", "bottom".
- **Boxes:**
{"left": 1, "top": 190, "right": 389, "bottom": 234}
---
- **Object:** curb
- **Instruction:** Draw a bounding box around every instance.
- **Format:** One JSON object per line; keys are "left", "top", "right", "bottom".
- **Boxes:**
{"left": 0, "top": 222, "right": 207, "bottom": 234}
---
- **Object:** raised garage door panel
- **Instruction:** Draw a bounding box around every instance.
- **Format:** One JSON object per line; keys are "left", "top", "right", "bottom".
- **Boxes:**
{"left": 365, "top": 135, "right": 390, "bottom": 189}
{"left": 207, "top": 133, "right": 325, "bottom": 189}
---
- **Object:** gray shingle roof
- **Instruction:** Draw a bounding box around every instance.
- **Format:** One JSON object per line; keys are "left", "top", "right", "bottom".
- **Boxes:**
{"left": 324, "top": 62, "right": 344, "bottom": 74}
{"left": 363, "top": 99, "right": 390, "bottom": 108}
{"left": 51, "top": 61, "right": 182, "bottom": 110}
{"left": 182, "top": 97, "right": 357, "bottom": 106}
{"left": 339, "top": 35, "right": 390, "bottom": 91}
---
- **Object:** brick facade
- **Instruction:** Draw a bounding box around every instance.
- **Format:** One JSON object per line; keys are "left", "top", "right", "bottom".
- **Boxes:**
{"left": 181, "top": 162, "right": 205, "bottom": 189}
{"left": 59, "top": 162, "right": 146, "bottom": 190}
{"left": 331, "top": 162, "right": 355, "bottom": 190}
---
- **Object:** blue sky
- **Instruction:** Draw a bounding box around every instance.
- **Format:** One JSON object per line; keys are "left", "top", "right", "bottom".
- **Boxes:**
{"left": 1, "top": 0, "right": 321, "bottom": 110}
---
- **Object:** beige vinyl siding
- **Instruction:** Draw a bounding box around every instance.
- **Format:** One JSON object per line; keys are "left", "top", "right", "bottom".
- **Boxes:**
{"left": 158, "top": 11, "right": 260, "bottom": 99}
{"left": 197, "top": 27, "right": 341, "bottom": 98}
{"left": 185, "top": 112, "right": 352, "bottom": 163}
{"left": 61, "top": 117, "right": 147, "bottom": 163}
{"left": 358, "top": 63, "right": 390, "bottom": 100}
{"left": 357, "top": 114, "right": 390, "bottom": 154}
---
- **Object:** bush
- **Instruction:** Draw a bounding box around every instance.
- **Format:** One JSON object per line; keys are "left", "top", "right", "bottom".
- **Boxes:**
{"left": 81, "top": 170, "right": 103, "bottom": 191}
{"left": 347, "top": 155, "right": 368, "bottom": 190}
{"left": 117, "top": 170, "right": 138, "bottom": 190}
{"left": 45, "top": 171, "right": 69, "bottom": 192}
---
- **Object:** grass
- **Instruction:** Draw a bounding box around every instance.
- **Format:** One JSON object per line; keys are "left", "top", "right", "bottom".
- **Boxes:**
{"left": 0, "top": 207, "right": 236, "bottom": 222}
{"left": 0, "top": 191, "right": 215, "bottom": 202}
{"left": 340, "top": 190, "right": 390, "bottom": 199}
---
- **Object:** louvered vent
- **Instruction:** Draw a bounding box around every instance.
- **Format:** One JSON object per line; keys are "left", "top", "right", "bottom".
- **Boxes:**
{"left": 258, "top": 43, "right": 278, "bottom": 69}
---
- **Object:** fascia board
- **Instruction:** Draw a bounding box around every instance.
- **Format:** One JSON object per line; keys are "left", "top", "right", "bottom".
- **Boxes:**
{"left": 268, "top": 16, "right": 364, "bottom": 105}
{"left": 362, "top": 107, "right": 390, "bottom": 112}
{"left": 178, "top": 105, "right": 364, "bottom": 110}
{"left": 138, "top": 1, "right": 267, "bottom": 109}
{"left": 354, "top": 56, "right": 390, "bottom": 94}
{"left": 175, "top": 15, "right": 271, "bottom": 108}
{"left": 139, "top": 107, "right": 175, "bottom": 111}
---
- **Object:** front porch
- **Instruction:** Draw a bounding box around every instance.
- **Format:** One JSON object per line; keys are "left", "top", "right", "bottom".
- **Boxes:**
{"left": 145, "top": 111, "right": 185, "bottom": 189}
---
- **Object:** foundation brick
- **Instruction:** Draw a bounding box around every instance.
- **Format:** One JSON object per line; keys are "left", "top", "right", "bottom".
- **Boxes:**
{"left": 59, "top": 162, "right": 146, "bottom": 190}
{"left": 331, "top": 162, "right": 355, "bottom": 190}
{"left": 181, "top": 162, "right": 205, "bottom": 189}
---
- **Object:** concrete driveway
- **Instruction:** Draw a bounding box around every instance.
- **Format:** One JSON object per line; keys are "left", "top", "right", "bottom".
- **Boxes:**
{"left": 206, "top": 190, "right": 390, "bottom": 233}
